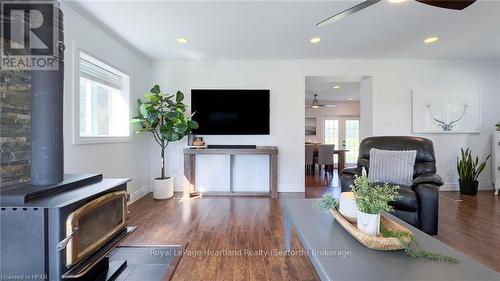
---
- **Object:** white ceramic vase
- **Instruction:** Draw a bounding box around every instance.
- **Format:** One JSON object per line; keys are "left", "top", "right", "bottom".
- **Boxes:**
{"left": 153, "top": 177, "right": 174, "bottom": 199}
{"left": 357, "top": 210, "right": 380, "bottom": 236}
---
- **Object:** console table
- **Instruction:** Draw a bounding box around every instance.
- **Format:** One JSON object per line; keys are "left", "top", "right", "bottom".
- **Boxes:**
{"left": 183, "top": 146, "right": 278, "bottom": 198}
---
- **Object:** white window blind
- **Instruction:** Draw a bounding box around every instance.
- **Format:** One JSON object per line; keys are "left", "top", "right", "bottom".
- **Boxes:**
{"left": 79, "top": 56, "right": 123, "bottom": 90}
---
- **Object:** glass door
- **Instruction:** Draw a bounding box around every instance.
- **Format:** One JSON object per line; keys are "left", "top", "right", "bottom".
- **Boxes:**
{"left": 344, "top": 119, "right": 360, "bottom": 165}
{"left": 324, "top": 119, "right": 339, "bottom": 164}
{"left": 324, "top": 117, "right": 360, "bottom": 167}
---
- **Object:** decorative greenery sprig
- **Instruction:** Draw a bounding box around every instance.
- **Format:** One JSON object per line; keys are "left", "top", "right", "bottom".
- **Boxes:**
{"left": 314, "top": 194, "right": 339, "bottom": 211}
{"left": 351, "top": 174, "right": 400, "bottom": 215}
{"left": 380, "top": 224, "right": 459, "bottom": 263}
{"left": 457, "top": 148, "right": 490, "bottom": 183}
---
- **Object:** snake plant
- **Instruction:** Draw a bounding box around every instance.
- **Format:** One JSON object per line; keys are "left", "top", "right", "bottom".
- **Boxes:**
{"left": 456, "top": 148, "right": 490, "bottom": 183}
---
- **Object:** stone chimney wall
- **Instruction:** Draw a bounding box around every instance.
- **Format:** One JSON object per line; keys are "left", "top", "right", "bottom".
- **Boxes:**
{"left": 0, "top": 38, "right": 31, "bottom": 187}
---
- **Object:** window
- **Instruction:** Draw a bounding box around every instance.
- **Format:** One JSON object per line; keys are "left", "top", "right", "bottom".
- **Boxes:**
{"left": 77, "top": 52, "right": 130, "bottom": 142}
{"left": 324, "top": 119, "right": 339, "bottom": 146}
{"left": 324, "top": 119, "right": 339, "bottom": 164}
{"left": 345, "top": 119, "right": 360, "bottom": 164}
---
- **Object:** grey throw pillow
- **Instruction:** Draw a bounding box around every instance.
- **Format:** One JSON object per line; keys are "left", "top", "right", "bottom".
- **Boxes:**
{"left": 368, "top": 148, "right": 417, "bottom": 186}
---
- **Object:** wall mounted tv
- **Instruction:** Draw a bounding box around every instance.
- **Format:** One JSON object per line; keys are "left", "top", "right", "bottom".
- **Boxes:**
{"left": 191, "top": 89, "right": 270, "bottom": 135}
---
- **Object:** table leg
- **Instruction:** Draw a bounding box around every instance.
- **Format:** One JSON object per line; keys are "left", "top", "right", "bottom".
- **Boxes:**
{"left": 338, "top": 151, "right": 345, "bottom": 175}
{"left": 284, "top": 209, "right": 291, "bottom": 252}
{"left": 183, "top": 154, "right": 195, "bottom": 198}
{"left": 270, "top": 154, "right": 278, "bottom": 198}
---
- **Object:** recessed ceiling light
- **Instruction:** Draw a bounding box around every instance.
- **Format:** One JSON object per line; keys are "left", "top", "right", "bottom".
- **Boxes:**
{"left": 424, "top": 36, "right": 439, "bottom": 44}
{"left": 333, "top": 85, "right": 341, "bottom": 89}
{"left": 348, "top": 97, "right": 354, "bottom": 101}
{"left": 176, "top": 37, "right": 189, "bottom": 44}
{"left": 310, "top": 37, "right": 321, "bottom": 44}
{"left": 388, "top": 0, "right": 407, "bottom": 3}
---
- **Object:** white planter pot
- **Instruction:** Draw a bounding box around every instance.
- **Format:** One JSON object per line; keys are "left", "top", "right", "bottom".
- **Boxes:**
{"left": 357, "top": 211, "right": 380, "bottom": 236}
{"left": 153, "top": 177, "right": 174, "bottom": 199}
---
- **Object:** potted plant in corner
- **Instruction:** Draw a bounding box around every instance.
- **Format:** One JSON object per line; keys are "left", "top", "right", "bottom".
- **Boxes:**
{"left": 351, "top": 169, "right": 400, "bottom": 236}
{"left": 457, "top": 148, "right": 490, "bottom": 195}
{"left": 132, "top": 85, "right": 198, "bottom": 199}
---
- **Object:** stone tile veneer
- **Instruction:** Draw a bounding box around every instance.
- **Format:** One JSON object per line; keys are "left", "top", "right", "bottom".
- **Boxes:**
{"left": 0, "top": 39, "right": 31, "bottom": 187}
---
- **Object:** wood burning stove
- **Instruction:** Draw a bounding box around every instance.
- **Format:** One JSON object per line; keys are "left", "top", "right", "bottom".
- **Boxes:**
{"left": 0, "top": 175, "right": 136, "bottom": 280}
{"left": 60, "top": 191, "right": 128, "bottom": 267}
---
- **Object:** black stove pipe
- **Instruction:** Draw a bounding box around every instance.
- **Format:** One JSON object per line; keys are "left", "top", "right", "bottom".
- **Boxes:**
{"left": 30, "top": 1, "right": 65, "bottom": 185}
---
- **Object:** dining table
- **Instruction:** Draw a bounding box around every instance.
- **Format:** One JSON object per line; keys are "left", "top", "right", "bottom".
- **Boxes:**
{"left": 306, "top": 143, "right": 350, "bottom": 175}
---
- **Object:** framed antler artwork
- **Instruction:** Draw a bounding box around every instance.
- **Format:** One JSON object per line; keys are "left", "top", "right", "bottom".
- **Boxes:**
{"left": 412, "top": 91, "right": 480, "bottom": 134}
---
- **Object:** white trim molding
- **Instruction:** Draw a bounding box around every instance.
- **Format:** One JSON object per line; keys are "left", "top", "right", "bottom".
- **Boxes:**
{"left": 61, "top": 0, "right": 151, "bottom": 61}
{"left": 128, "top": 186, "right": 151, "bottom": 205}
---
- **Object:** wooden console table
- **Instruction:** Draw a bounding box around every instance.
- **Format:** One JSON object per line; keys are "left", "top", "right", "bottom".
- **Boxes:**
{"left": 183, "top": 146, "right": 278, "bottom": 199}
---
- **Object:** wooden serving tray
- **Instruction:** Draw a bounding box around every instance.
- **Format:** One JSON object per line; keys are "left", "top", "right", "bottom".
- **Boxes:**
{"left": 330, "top": 208, "right": 413, "bottom": 251}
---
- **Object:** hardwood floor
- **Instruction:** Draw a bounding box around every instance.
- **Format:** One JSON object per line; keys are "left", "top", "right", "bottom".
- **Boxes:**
{"left": 305, "top": 169, "right": 340, "bottom": 198}
{"left": 437, "top": 191, "right": 500, "bottom": 272}
{"left": 124, "top": 188, "right": 500, "bottom": 280}
{"left": 123, "top": 195, "right": 320, "bottom": 281}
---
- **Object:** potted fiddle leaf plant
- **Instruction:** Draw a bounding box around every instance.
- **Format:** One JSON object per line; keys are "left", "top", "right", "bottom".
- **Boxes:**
{"left": 457, "top": 148, "right": 490, "bottom": 195}
{"left": 132, "top": 85, "right": 198, "bottom": 199}
{"left": 351, "top": 168, "right": 400, "bottom": 236}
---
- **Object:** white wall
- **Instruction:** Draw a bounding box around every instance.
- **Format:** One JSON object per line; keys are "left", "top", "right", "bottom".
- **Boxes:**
{"left": 61, "top": 3, "right": 152, "bottom": 201}
{"left": 151, "top": 59, "right": 500, "bottom": 192}
{"left": 305, "top": 102, "right": 360, "bottom": 143}
{"left": 360, "top": 77, "right": 374, "bottom": 140}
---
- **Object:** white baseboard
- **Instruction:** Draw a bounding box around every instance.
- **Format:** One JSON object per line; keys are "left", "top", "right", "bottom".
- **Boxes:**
{"left": 174, "top": 184, "right": 305, "bottom": 193}
{"left": 128, "top": 186, "right": 151, "bottom": 205}
{"left": 439, "top": 181, "right": 494, "bottom": 192}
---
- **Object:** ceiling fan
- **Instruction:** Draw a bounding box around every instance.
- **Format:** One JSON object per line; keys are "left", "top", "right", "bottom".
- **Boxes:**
{"left": 317, "top": 0, "right": 476, "bottom": 27}
{"left": 306, "top": 94, "right": 337, "bottom": 109}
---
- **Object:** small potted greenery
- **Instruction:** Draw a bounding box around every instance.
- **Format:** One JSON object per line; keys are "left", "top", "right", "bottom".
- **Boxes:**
{"left": 457, "top": 148, "right": 490, "bottom": 195}
{"left": 132, "top": 85, "right": 198, "bottom": 199}
{"left": 351, "top": 168, "right": 400, "bottom": 236}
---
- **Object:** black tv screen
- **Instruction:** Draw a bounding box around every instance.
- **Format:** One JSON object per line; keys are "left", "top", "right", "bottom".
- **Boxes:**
{"left": 191, "top": 89, "right": 270, "bottom": 135}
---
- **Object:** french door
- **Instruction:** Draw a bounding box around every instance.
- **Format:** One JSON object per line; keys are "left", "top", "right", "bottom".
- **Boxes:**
{"left": 324, "top": 117, "right": 360, "bottom": 166}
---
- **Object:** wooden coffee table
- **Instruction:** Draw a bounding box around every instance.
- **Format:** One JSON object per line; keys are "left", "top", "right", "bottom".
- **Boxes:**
{"left": 283, "top": 199, "right": 499, "bottom": 281}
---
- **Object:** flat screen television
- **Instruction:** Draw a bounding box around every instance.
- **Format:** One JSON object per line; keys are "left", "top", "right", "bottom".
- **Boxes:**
{"left": 191, "top": 89, "right": 270, "bottom": 135}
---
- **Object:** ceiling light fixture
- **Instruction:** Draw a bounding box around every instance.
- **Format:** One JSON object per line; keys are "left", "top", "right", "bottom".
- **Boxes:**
{"left": 176, "top": 37, "right": 189, "bottom": 44}
{"left": 312, "top": 97, "right": 320, "bottom": 108}
{"left": 348, "top": 97, "right": 354, "bottom": 101}
{"left": 424, "top": 36, "right": 439, "bottom": 44}
{"left": 388, "top": 0, "right": 407, "bottom": 3}
{"left": 333, "top": 85, "right": 341, "bottom": 89}
{"left": 310, "top": 37, "right": 321, "bottom": 44}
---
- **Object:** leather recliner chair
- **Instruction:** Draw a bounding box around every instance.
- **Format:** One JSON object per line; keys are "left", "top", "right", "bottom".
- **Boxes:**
{"left": 341, "top": 136, "right": 443, "bottom": 235}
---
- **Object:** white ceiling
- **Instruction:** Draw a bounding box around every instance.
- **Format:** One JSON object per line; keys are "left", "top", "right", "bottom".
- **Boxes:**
{"left": 73, "top": 0, "right": 500, "bottom": 60}
{"left": 306, "top": 76, "right": 361, "bottom": 102}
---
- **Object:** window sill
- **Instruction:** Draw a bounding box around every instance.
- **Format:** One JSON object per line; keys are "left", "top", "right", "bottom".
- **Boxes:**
{"left": 74, "top": 136, "right": 131, "bottom": 145}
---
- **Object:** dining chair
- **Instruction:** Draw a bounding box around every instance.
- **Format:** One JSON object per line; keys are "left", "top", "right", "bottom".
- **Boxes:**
{"left": 317, "top": 144, "right": 335, "bottom": 177}
{"left": 305, "top": 144, "right": 315, "bottom": 175}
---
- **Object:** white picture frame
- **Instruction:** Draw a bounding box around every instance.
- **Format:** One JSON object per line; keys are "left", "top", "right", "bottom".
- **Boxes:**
{"left": 412, "top": 91, "right": 481, "bottom": 134}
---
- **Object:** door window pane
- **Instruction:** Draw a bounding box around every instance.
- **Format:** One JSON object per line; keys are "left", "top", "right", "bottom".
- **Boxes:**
{"left": 324, "top": 120, "right": 339, "bottom": 146}
{"left": 324, "top": 120, "right": 339, "bottom": 164}
{"left": 345, "top": 120, "right": 360, "bottom": 164}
